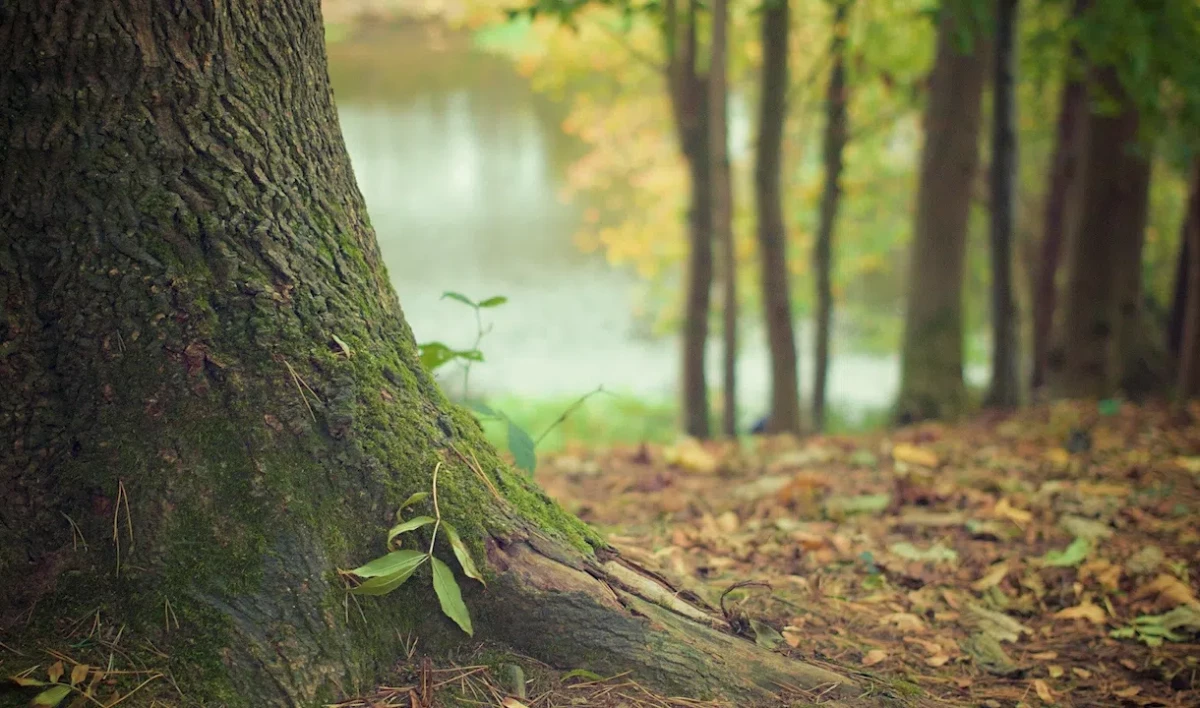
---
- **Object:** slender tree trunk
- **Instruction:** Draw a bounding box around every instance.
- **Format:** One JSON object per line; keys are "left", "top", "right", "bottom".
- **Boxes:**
{"left": 986, "top": 0, "right": 1020, "bottom": 408}
{"left": 1177, "top": 159, "right": 1200, "bottom": 397}
{"left": 895, "top": 6, "right": 988, "bottom": 422}
{"left": 813, "top": 0, "right": 852, "bottom": 431}
{"left": 1169, "top": 237, "right": 1188, "bottom": 360}
{"left": 755, "top": 0, "right": 802, "bottom": 435}
{"left": 668, "top": 0, "right": 714, "bottom": 439}
{"left": 1051, "top": 69, "right": 1150, "bottom": 398}
{"left": 0, "top": 1, "right": 855, "bottom": 704}
{"left": 1030, "top": 0, "right": 1087, "bottom": 392}
{"left": 710, "top": 0, "right": 737, "bottom": 438}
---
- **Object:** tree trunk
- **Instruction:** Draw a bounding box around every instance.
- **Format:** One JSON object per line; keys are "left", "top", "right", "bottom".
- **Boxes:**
{"left": 1051, "top": 69, "right": 1150, "bottom": 398}
{"left": 1030, "top": 0, "right": 1087, "bottom": 392}
{"left": 668, "top": 0, "right": 714, "bottom": 439}
{"left": 813, "top": 0, "right": 852, "bottom": 432}
{"left": 1176, "top": 159, "right": 1200, "bottom": 397}
{"left": 895, "top": 6, "right": 988, "bottom": 422}
{"left": 0, "top": 1, "right": 856, "bottom": 704}
{"left": 985, "top": 0, "right": 1020, "bottom": 408}
{"left": 755, "top": 0, "right": 802, "bottom": 435}
{"left": 710, "top": 0, "right": 737, "bottom": 438}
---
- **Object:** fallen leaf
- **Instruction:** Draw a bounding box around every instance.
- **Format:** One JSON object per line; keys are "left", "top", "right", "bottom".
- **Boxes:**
{"left": 889, "top": 541, "right": 958, "bottom": 565}
{"left": 1048, "top": 665, "right": 1064, "bottom": 678}
{"left": 893, "top": 443, "right": 939, "bottom": 467}
{"left": 994, "top": 498, "right": 1033, "bottom": 524}
{"left": 880, "top": 612, "right": 926, "bottom": 633}
{"left": 68, "top": 664, "right": 88, "bottom": 687}
{"left": 1054, "top": 601, "right": 1107, "bottom": 624}
{"left": 862, "top": 649, "right": 888, "bottom": 667}
{"left": 1030, "top": 651, "right": 1058, "bottom": 660}
{"left": 1112, "top": 686, "right": 1141, "bottom": 698}
{"left": 1033, "top": 678, "right": 1054, "bottom": 703}
{"left": 1040, "top": 537, "right": 1092, "bottom": 567}
{"left": 501, "top": 699, "right": 530, "bottom": 708}
{"left": 972, "top": 562, "right": 1010, "bottom": 592}
{"left": 1132, "top": 573, "right": 1198, "bottom": 609}
{"left": 926, "top": 654, "right": 951, "bottom": 667}
{"left": 1072, "top": 667, "right": 1092, "bottom": 679}
{"left": 47, "top": 662, "right": 63, "bottom": 685}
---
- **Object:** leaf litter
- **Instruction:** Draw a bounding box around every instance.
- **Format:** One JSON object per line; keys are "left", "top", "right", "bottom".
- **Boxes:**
{"left": 530, "top": 401, "right": 1199, "bottom": 707}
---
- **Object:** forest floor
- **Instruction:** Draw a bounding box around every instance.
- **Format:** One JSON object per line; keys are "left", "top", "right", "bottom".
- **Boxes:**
{"left": 337, "top": 400, "right": 1200, "bottom": 708}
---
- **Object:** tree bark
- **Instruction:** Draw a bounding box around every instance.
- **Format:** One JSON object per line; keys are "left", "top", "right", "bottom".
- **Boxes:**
{"left": 895, "top": 6, "right": 988, "bottom": 422}
{"left": 1030, "top": 0, "right": 1087, "bottom": 392}
{"left": 985, "top": 0, "right": 1020, "bottom": 408}
{"left": 755, "top": 0, "right": 802, "bottom": 435}
{"left": 1176, "top": 159, "right": 1200, "bottom": 397}
{"left": 668, "top": 0, "right": 714, "bottom": 439}
{"left": 1051, "top": 69, "right": 1151, "bottom": 398}
{"left": 710, "top": 0, "right": 737, "bottom": 438}
{"left": 0, "top": 1, "right": 855, "bottom": 704}
{"left": 813, "top": 0, "right": 852, "bottom": 432}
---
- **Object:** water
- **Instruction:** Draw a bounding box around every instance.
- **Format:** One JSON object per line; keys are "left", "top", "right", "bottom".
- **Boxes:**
{"left": 327, "top": 24, "right": 976, "bottom": 423}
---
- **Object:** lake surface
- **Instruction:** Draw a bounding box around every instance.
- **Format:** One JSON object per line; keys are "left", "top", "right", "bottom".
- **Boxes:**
{"left": 326, "top": 23, "right": 974, "bottom": 424}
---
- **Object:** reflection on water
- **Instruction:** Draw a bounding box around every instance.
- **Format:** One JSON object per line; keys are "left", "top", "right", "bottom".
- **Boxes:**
{"left": 328, "top": 24, "right": 969, "bottom": 421}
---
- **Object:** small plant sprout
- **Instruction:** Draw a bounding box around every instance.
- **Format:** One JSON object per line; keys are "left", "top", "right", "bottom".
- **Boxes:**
{"left": 340, "top": 462, "right": 485, "bottom": 636}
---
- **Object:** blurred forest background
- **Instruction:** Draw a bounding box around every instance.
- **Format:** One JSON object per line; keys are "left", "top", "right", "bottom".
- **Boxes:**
{"left": 318, "top": 0, "right": 1199, "bottom": 448}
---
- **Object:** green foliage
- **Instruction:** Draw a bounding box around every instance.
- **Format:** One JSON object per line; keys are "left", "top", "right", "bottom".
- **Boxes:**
{"left": 342, "top": 466, "right": 483, "bottom": 634}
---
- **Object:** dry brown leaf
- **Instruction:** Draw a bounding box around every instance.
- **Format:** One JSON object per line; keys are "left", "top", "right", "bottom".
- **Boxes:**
{"left": 1032, "top": 679, "right": 1054, "bottom": 703}
{"left": 862, "top": 649, "right": 888, "bottom": 667}
{"left": 501, "top": 699, "right": 530, "bottom": 708}
{"left": 1072, "top": 667, "right": 1092, "bottom": 679}
{"left": 1030, "top": 651, "right": 1058, "bottom": 660}
{"left": 1113, "top": 686, "right": 1141, "bottom": 698}
{"left": 893, "top": 443, "right": 939, "bottom": 468}
{"left": 925, "top": 654, "right": 951, "bottom": 667}
{"left": 782, "top": 630, "right": 803, "bottom": 648}
{"left": 715, "top": 510, "right": 739, "bottom": 534}
{"left": 1053, "top": 601, "right": 1107, "bottom": 624}
{"left": 69, "top": 663, "right": 89, "bottom": 687}
{"left": 47, "top": 661, "right": 64, "bottom": 685}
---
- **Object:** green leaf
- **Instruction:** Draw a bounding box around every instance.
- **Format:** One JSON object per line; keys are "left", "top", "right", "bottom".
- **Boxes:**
{"left": 1098, "top": 399, "right": 1120, "bottom": 416}
{"left": 561, "top": 669, "right": 604, "bottom": 683}
{"left": 398, "top": 491, "right": 429, "bottom": 514}
{"left": 419, "top": 342, "right": 457, "bottom": 371}
{"left": 431, "top": 556, "right": 473, "bottom": 636}
{"left": 442, "top": 522, "right": 485, "bottom": 585}
{"left": 386, "top": 516, "right": 435, "bottom": 547}
{"left": 31, "top": 684, "right": 71, "bottom": 707}
{"left": 349, "top": 549, "right": 429, "bottom": 579}
{"left": 1041, "top": 537, "right": 1092, "bottom": 567}
{"left": 441, "top": 291, "right": 476, "bottom": 308}
{"left": 478, "top": 295, "right": 508, "bottom": 308}
{"left": 350, "top": 552, "right": 428, "bottom": 596}
{"left": 466, "top": 400, "right": 497, "bottom": 418}
{"left": 507, "top": 419, "right": 537, "bottom": 475}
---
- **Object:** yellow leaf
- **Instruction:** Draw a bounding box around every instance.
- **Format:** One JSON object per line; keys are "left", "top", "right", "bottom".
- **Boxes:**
{"left": 994, "top": 498, "right": 1032, "bottom": 524}
{"left": 1073, "top": 667, "right": 1092, "bottom": 678}
{"left": 1032, "top": 679, "right": 1054, "bottom": 703}
{"left": 925, "top": 654, "right": 951, "bottom": 667}
{"left": 1048, "top": 665, "right": 1064, "bottom": 678}
{"left": 892, "top": 443, "right": 939, "bottom": 468}
{"left": 1133, "top": 573, "right": 1198, "bottom": 609}
{"left": 501, "top": 699, "right": 531, "bottom": 708}
{"left": 1053, "top": 602, "right": 1107, "bottom": 624}
{"left": 1044, "top": 448, "right": 1071, "bottom": 469}
{"left": 971, "top": 562, "right": 1009, "bottom": 592}
{"left": 1113, "top": 686, "right": 1140, "bottom": 698}
{"left": 1030, "top": 651, "right": 1058, "bottom": 660}
{"left": 47, "top": 661, "right": 63, "bottom": 685}
{"left": 862, "top": 649, "right": 888, "bottom": 667}
{"left": 68, "top": 664, "right": 88, "bottom": 687}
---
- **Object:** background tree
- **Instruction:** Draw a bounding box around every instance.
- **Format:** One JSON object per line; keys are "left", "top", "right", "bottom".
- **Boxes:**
{"left": 755, "top": 0, "right": 802, "bottom": 434}
{"left": 813, "top": 0, "right": 852, "bottom": 431}
{"left": 986, "top": 0, "right": 1020, "bottom": 407}
{"left": 1177, "top": 159, "right": 1200, "bottom": 397}
{"left": 0, "top": 0, "right": 855, "bottom": 703}
{"left": 896, "top": 0, "right": 988, "bottom": 422}
{"left": 710, "top": 0, "right": 737, "bottom": 437}
{"left": 1030, "top": 0, "right": 1087, "bottom": 393}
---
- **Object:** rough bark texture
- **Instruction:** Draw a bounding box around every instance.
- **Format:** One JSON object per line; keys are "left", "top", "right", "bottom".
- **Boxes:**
{"left": 1177, "top": 159, "right": 1200, "bottom": 397}
{"left": 754, "top": 0, "right": 801, "bottom": 435}
{"left": 710, "top": 0, "right": 737, "bottom": 438}
{"left": 896, "top": 7, "right": 987, "bottom": 422}
{"left": 986, "top": 0, "right": 1020, "bottom": 408}
{"left": 0, "top": 1, "right": 857, "bottom": 704}
{"left": 1051, "top": 70, "right": 1150, "bottom": 398}
{"left": 668, "top": 0, "right": 714, "bottom": 439}
{"left": 1030, "top": 0, "right": 1087, "bottom": 392}
{"left": 813, "top": 0, "right": 851, "bottom": 432}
